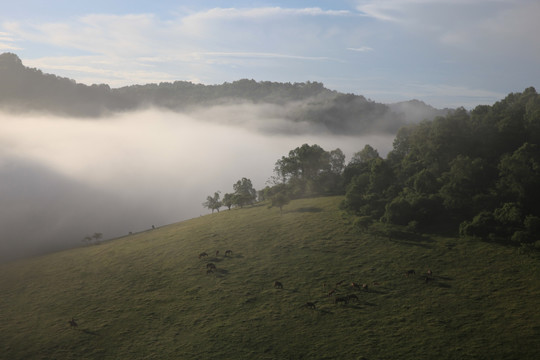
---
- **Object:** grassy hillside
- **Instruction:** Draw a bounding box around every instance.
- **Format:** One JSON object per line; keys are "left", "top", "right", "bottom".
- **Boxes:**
{"left": 1, "top": 196, "right": 539, "bottom": 359}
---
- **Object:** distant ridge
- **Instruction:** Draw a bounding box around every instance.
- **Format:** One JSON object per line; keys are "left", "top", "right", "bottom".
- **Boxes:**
{"left": 0, "top": 53, "right": 451, "bottom": 134}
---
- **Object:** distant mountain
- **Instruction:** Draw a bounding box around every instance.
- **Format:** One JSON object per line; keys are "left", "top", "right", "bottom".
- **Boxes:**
{"left": 0, "top": 53, "right": 451, "bottom": 134}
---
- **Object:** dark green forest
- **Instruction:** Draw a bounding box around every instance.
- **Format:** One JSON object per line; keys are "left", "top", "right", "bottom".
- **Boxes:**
{"left": 254, "top": 88, "right": 540, "bottom": 253}
{"left": 0, "top": 52, "right": 447, "bottom": 135}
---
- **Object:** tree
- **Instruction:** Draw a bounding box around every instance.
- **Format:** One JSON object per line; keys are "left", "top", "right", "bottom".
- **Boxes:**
{"left": 350, "top": 144, "right": 380, "bottom": 165}
{"left": 274, "top": 144, "right": 329, "bottom": 181}
{"left": 222, "top": 193, "right": 235, "bottom": 210}
{"left": 82, "top": 236, "right": 92, "bottom": 246}
{"left": 233, "top": 178, "right": 256, "bottom": 208}
{"left": 329, "top": 148, "right": 346, "bottom": 174}
{"left": 203, "top": 191, "right": 222, "bottom": 213}
{"left": 269, "top": 192, "right": 290, "bottom": 214}
{"left": 92, "top": 232, "right": 103, "bottom": 244}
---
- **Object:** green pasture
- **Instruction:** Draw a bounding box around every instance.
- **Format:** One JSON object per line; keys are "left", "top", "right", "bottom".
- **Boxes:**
{"left": 1, "top": 196, "right": 539, "bottom": 359}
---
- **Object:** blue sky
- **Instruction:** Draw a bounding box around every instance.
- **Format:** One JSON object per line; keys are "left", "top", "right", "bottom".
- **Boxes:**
{"left": 1, "top": 0, "right": 539, "bottom": 108}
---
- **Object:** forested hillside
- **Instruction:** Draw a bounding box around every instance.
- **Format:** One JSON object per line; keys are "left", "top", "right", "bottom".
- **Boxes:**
{"left": 257, "top": 88, "right": 540, "bottom": 252}
{"left": 0, "top": 52, "right": 448, "bottom": 134}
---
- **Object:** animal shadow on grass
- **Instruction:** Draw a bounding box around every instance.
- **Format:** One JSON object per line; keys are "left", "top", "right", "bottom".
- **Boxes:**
{"left": 278, "top": 287, "right": 300, "bottom": 294}
{"left": 434, "top": 281, "right": 452, "bottom": 289}
{"left": 437, "top": 275, "right": 454, "bottom": 281}
{"left": 423, "top": 275, "right": 453, "bottom": 288}
{"left": 317, "top": 308, "right": 334, "bottom": 315}
{"left": 365, "top": 288, "right": 386, "bottom": 295}
{"left": 81, "top": 329, "right": 100, "bottom": 336}
{"left": 215, "top": 269, "right": 229, "bottom": 275}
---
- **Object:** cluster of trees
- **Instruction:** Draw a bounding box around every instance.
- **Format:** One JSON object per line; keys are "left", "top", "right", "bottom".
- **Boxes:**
{"left": 202, "top": 178, "right": 257, "bottom": 213}
{"left": 82, "top": 232, "right": 103, "bottom": 246}
{"left": 204, "top": 144, "right": 346, "bottom": 214}
{"left": 207, "top": 88, "right": 540, "bottom": 252}
{"left": 340, "top": 87, "right": 540, "bottom": 250}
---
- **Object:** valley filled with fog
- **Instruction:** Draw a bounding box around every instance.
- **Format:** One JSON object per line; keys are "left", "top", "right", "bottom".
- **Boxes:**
{"left": 0, "top": 106, "right": 395, "bottom": 262}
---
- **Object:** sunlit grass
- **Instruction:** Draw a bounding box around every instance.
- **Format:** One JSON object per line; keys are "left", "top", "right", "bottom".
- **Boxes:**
{"left": 1, "top": 196, "right": 539, "bottom": 359}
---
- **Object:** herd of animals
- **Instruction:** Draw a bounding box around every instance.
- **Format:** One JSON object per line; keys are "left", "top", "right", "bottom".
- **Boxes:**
{"left": 195, "top": 249, "right": 434, "bottom": 312}
{"left": 67, "top": 247, "right": 434, "bottom": 329}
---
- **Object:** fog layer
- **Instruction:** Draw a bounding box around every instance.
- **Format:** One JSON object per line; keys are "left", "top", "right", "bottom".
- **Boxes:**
{"left": 0, "top": 107, "right": 395, "bottom": 262}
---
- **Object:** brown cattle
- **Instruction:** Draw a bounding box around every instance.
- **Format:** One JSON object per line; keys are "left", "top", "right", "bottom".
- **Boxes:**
{"left": 427, "top": 269, "right": 433, "bottom": 276}
{"left": 199, "top": 252, "right": 208, "bottom": 259}
{"left": 327, "top": 289, "right": 337, "bottom": 297}
{"left": 225, "top": 250, "right": 233, "bottom": 256}
{"left": 274, "top": 281, "right": 283, "bottom": 289}
{"left": 362, "top": 283, "right": 369, "bottom": 291}
{"left": 215, "top": 250, "right": 220, "bottom": 257}
{"left": 206, "top": 263, "right": 216, "bottom": 270}
{"left": 406, "top": 269, "right": 416, "bottom": 276}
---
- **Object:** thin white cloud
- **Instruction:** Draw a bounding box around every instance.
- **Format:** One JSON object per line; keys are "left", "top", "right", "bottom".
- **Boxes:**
{"left": 347, "top": 46, "right": 373, "bottom": 52}
{"left": 183, "top": 7, "right": 351, "bottom": 21}
{"left": 202, "top": 51, "right": 337, "bottom": 61}
{"left": 0, "top": 42, "right": 22, "bottom": 50}
{"left": 0, "top": 30, "right": 21, "bottom": 50}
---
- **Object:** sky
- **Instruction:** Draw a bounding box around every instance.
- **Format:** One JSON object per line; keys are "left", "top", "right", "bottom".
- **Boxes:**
{"left": 1, "top": 0, "right": 539, "bottom": 109}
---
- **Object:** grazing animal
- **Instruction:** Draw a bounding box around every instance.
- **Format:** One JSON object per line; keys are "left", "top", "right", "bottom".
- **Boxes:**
{"left": 225, "top": 250, "right": 233, "bottom": 256}
{"left": 68, "top": 318, "right": 78, "bottom": 329}
{"left": 362, "top": 283, "right": 369, "bottom": 291}
{"left": 347, "top": 294, "right": 359, "bottom": 302}
{"left": 406, "top": 269, "right": 416, "bottom": 276}
{"left": 372, "top": 281, "right": 381, "bottom": 286}
{"left": 351, "top": 282, "right": 361, "bottom": 289}
{"left": 274, "top": 281, "right": 283, "bottom": 289}
{"left": 304, "top": 302, "right": 317, "bottom": 309}
{"left": 215, "top": 250, "right": 219, "bottom": 257}
{"left": 327, "top": 289, "right": 337, "bottom": 296}
{"left": 199, "top": 252, "right": 208, "bottom": 259}
{"left": 206, "top": 263, "right": 216, "bottom": 270}
{"left": 427, "top": 269, "right": 433, "bottom": 276}
{"left": 336, "top": 280, "right": 345, "bottom": 286}
{"left": 334, "top": 297, "right": 348, "bottom": 305}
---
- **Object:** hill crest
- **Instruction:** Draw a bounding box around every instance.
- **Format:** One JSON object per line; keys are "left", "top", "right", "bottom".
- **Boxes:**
{"left": 0, "top": 52, "right": 450, "bottom": 134}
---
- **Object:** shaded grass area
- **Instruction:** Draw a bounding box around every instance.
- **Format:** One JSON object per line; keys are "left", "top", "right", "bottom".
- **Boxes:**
{"left": 1, "top": 196, "right": 539, "bottom": 359}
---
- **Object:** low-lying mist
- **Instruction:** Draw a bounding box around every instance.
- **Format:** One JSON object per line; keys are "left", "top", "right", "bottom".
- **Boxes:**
{"left": 0, "top": 105, "right": 395, "bottom": 262}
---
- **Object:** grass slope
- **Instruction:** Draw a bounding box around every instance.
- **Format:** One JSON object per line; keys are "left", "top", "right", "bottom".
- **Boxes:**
{"left": 1, "top": 196, "right": 539, "bottom": 359}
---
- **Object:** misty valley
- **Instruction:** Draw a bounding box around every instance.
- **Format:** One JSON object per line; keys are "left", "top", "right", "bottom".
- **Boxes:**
{"left": 1, "top": 53, "right": 540, "bottom": 359}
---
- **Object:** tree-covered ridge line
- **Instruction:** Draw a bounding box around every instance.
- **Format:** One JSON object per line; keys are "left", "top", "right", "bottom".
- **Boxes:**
{"left": 211, "top": 88, "right": 539, "bottom": 253}
{"left": 0, "top": 52, "right": 448, "bottom": 134}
